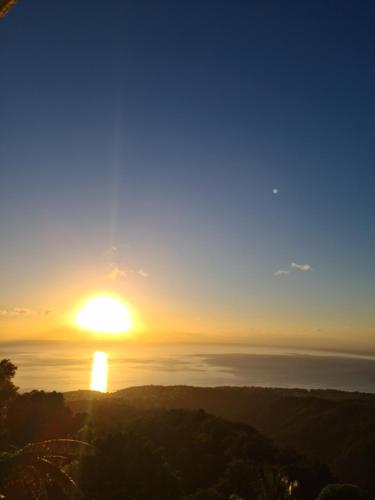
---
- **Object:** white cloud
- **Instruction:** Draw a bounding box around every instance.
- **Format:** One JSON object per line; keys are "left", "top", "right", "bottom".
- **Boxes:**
{"left": 274, "top": 262, "right": 313, "bottom": 276}
{"left": 274, "top": 269, "right": 291, "bottom": 276}
{"left": 290, "top": 262, "right": 312, "bottom": 271}
{"left": 0, "top": 307, "right": 37, "bottom": 317}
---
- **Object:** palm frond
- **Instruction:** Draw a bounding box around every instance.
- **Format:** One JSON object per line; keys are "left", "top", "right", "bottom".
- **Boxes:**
{"left": 22, "top": 439, "right": 95, "bottom": 459}
{"left": 0, "top": 0, "right": 17, "bottom": 18}
{"left": 34, "top": 457, "right": 81, "bottom": 498}
{"left": 0, "top": 440, "right": 94, "bottom": 499}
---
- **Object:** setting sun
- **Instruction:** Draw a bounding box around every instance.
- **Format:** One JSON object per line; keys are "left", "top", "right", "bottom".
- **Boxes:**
{"left": 75, "top": 295, "right": 133, "bottom": 334}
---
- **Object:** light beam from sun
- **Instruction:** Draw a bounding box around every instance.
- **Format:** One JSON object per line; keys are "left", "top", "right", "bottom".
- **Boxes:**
{"left": 90, "top": 351, "right": 108, "bottom": 392}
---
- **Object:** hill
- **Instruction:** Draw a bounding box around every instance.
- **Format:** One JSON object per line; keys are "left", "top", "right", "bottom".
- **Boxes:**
{"left": 65, "top": 385, "right": 375, "bottom": 492}
{"left": 76, "top": 407, "right": 332, "bottom": 500}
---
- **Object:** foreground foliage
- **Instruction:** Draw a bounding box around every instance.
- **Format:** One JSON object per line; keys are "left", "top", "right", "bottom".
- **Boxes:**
{"left": 0, "top": 439, "right": 94, "bottom": 500}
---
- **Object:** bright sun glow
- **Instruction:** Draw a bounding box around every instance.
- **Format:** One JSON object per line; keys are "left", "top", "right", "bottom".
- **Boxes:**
{"left": 75, "top": 295, "right": 133, "bottom": 334}
{"left": 90, "top": 351, "right": 108, "bottom": 392}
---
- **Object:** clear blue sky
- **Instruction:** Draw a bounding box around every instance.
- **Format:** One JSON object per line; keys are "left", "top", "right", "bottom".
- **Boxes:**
{"left": 0, "top": 1, "right": 374, "bottom": 350}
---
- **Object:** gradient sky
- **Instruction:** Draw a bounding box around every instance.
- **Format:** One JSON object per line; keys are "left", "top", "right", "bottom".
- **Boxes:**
{"left": 1, "top": 1, "right": 374, "bottom": 351}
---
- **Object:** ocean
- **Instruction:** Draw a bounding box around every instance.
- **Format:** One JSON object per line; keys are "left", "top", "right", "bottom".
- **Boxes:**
{"left": 2, "top": 341, "right": 375, "bottom": 394}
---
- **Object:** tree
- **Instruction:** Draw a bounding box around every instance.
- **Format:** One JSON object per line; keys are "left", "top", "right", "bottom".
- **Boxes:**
{"left": 0, "top": 360, "right": 18, "bottom": 403}
{"left": 0, "top": 360, "right": 18, "bottom": 447}
{"left": 79, "top": 431, "right": 180, "bottom": 500}
{"left": 317, "top": 484, "right": 362, "bottom": 500}
{"left": 218, "top": 459, "right": 259, "bottom": 499}
{"left": 6, "top": 391, "right": 83, "bottom": 446}
{"left": 0, "top": 439, "right": 94, "bottom": 500}
{"left": 257, "top": 467, "right": 298, "bottom": 500}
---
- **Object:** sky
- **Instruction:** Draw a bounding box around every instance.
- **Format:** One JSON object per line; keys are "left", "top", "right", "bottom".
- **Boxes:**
{"left": 0, "top": 0, "right": 374, "bottom": 352}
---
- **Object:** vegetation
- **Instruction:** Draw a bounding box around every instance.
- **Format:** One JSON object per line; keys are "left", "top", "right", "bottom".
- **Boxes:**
{"left": 316, "top": 484, "right": 362, "bottom": 500}
{"left": 0, "top": 0, "right": 17, "bottom": 18}
{"left": 66, "top": 384, "right": 375, "bottom": 493}
{"left": 0, "top": 439, "right": 94, "bottom": 500}
{"left": 0, "top": 360, "right": 370, "bottom": 499}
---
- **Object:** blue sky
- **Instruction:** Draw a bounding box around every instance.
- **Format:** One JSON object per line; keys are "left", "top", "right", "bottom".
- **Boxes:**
{"left": 0, "top": 0, "right": 374, "bottom": 349}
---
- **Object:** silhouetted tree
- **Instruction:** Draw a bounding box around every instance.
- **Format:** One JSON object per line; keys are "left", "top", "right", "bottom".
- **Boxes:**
{"left": 0, "top": 360, "right": 18, "bottom": 447}
{"left": 6, "top": 391, "right": 83, "bottom": 446}
{"left": 0, "top": 361, "right": 17, "bottom": 393}
{"left": 79, "top": 431, "right": 180, "bottom": 500}
{"left": 257, "top": 466, "right": 298, "bottom": 500}
{"left": 317, "top": 484, "right": 362, "bottom": 500}
{"left": 279, "top": 448, "right": 333, "bottom": 500}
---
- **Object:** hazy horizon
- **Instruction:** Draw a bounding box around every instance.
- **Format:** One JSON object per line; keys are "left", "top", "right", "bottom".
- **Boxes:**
{"left": 2, "top": 340, "right": 375, "bottom": 394}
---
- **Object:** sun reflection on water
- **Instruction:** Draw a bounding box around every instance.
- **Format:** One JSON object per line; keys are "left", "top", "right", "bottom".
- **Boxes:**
{"left": 90, "top": 351, "right": 108, "bottom": 392}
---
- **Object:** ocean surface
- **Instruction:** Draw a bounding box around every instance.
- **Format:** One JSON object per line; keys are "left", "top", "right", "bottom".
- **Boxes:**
{"left": 2, "top": 341, "right": 375, "bottom": 394}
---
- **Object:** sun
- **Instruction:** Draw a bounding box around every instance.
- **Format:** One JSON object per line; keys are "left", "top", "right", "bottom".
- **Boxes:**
{"left": 75, "top": 295, "right": 133, "bottom": 334}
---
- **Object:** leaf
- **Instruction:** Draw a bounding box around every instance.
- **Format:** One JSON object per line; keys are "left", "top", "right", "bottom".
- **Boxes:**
{"left": 22, "top": 439, "right": 95, "bottom": 460}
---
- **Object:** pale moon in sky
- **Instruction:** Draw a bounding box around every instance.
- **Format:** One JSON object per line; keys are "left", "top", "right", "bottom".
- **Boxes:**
{"left": 273, "top": 188, "right": 279, "bottom": 194}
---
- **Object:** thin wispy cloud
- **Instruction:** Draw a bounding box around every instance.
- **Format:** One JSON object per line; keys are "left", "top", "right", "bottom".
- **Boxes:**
{"left": 138, "top": 269, "right": 149, "bottom": 278}
{"left": 274, "top": 269, "right": 291, "bottom": 276}
{"left": 0, "top": 307, "right": 37, "bottom": 317}
{"left": 274, "top": 262, "right": 312, "bottom": 276}
{"left": 107, "top": 265, "right": 149, "bottom": 280}
{"left": 108, "top": 266, "right": 127, "bottom": 280}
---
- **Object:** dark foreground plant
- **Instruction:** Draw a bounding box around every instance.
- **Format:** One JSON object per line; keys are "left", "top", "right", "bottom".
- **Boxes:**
{"left": 0, "top": 439, "right": 94, "bottom": 500}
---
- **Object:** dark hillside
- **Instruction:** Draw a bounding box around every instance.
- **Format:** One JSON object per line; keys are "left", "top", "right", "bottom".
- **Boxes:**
{"left": 76, "top": 407, "right": 332, "bottom": 500}
{"left": 65, "top": 385, "right": 375, "bottom": 491}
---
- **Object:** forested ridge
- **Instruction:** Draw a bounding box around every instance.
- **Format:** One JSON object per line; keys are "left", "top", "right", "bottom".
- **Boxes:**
{"left": 0, "top": 360, "right": 368, "bottom": 499}
{"left": 67, "top": 385, "right": 375, "bottom": 493}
